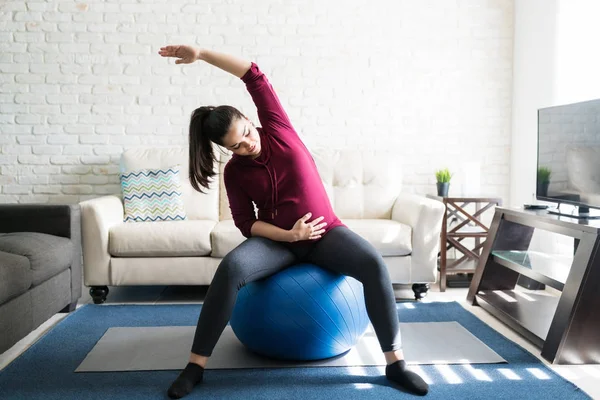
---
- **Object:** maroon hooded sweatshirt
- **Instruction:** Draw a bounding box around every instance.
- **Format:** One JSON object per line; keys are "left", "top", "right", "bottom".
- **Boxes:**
{"left": 223, "top": 62, "right": 345, "bottom": 244}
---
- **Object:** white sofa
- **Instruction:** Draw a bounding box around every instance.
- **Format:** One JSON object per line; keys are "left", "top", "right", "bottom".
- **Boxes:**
{"left": 80, "top": 146, "right": 445, "bottom": 303}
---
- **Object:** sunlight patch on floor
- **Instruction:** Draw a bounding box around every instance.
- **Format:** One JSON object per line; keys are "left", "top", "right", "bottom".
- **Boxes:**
{"left": 527, "top": 367, "right": 551, "bottom": 380}
{"left": 435, "top": 364, "right": 463, "bottom": 384}
{"left": 552, "top": 366, "right": 580, "bottom": 380}
{"left": 498, "top": 368, "right": 522, "bottom": 380}
{"left": 353, "top": 383, "right": 374, "bottom": 389}
{"left": 409, "top": 365, "right": 433, "bottom": 384}
{"left": 462, "top": 364, "right": 493, "bottom": 381}
{"left": 579, "top": 365, "right": 600, "bottom": 378}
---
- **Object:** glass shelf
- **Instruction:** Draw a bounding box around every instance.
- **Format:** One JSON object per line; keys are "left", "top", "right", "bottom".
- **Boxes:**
{"left": 491, "top": 250, "right": 573, "bottom": 291}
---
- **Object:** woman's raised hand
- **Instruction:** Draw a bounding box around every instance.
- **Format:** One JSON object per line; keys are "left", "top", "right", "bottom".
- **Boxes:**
{"left": 290, "top": 212, "right": 327, "bottom": 242}
{"left": 158, "top": 45, "right": 200, "bottom": 64}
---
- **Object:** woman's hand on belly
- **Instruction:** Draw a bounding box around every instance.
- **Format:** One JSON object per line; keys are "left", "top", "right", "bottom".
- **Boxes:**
{"left": 289, "top": 212, "right": 327, "bottom": 242}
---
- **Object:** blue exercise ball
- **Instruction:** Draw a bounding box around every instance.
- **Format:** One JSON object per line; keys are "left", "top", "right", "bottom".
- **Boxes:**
{"left": 230, "top": 263, "right": 370, "bottom": 361}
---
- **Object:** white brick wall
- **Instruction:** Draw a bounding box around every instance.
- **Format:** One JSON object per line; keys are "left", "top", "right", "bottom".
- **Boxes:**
{"left": 0, "top": 0, "right": 513, "bottom": 204}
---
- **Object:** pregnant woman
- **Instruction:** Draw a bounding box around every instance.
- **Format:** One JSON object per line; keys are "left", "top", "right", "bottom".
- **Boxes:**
{"left": 158, "top": 44, "right": 429, "bottom": 399}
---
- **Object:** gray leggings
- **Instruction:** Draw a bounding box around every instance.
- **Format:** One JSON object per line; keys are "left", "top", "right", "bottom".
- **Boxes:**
{"left": 191, "top": 226, "right": 401, "bottom": 356}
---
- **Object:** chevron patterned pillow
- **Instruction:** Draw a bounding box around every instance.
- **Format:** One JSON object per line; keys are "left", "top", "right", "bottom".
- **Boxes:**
{"left": 120, "top": 166, "right": 187, "bottom": 222}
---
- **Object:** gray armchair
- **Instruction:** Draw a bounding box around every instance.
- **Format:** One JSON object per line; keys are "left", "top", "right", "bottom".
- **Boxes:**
{"left": 0, "top": 204, "right": 82, "bottom": 354}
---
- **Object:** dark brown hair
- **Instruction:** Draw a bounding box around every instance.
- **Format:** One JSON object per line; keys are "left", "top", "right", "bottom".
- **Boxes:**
{"left": 188, "top": 105, "right": 245, "bottom": 193}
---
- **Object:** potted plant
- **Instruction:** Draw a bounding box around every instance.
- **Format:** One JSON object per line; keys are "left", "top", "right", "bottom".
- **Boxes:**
{"left": 537, "top": 166, "right": 551, "bottom": 197}
{"left": 435, "top": 168, "right": 453, "bottom": 197}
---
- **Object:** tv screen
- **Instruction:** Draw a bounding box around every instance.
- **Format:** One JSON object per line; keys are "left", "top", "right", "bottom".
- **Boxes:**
{"left": 537, "top": 98, "right": 600, "bottom": 214}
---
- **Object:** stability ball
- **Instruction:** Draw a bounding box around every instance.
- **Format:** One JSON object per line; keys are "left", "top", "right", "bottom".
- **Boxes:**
{"left": 230, "top": 263, "right": 370, "bottom": 361}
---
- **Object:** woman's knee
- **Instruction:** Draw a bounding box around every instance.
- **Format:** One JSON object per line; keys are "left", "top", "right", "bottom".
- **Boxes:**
{"left": 218, "top": 237, "right": 265, "bottom": 272}
{"left": 215, "top": 251, "right": 251, "bottom": 287}
{"left": 357, "top": 253, "right": 390, "bottom": 283}
{"left": 214, "top": 236, "right": 284, "bottom": 288}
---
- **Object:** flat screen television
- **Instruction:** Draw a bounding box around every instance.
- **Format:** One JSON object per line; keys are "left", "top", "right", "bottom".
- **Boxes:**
{"left": 537, "top": 98, "right": 600, "bottom": 219}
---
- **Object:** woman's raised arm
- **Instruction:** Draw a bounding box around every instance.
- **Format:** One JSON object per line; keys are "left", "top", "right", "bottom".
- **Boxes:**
{"left": 158, "top": 45, "right": 251, "bottom": 78}
{"left": 160, "top": 44, "right": 296, "bottom": 135}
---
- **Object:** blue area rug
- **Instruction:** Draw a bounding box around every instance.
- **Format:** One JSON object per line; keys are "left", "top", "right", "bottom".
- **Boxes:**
{"left": 0, "top": 302, "right": 590, "bottom": 399}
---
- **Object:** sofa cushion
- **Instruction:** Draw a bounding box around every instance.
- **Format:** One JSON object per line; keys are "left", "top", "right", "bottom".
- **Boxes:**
{"left": 0, "top": 250, "right": 32, "bottom": 304}
{"left": 109, "top": 220, "right": 216, "bottom": 257}
{"left": 312, "top": 149, "right": 402, "bottom": 219}
{"left": 120, "top": 166, "right": 187, "bottom": 223}
{"left": 343, "top": 219, "right": 412, "bottom": 257}
{"left": 0, "top": 232, "right": 73, "bottom": 287}
{"left": 210, "top": 219, "right": 247, "bottom": 258}
{"left": 120, "top": 147, "right": 220, "bottom": 221}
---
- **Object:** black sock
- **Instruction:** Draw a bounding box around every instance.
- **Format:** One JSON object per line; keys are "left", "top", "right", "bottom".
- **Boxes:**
{"left": 167, "top": 362, "right": 205, "bottom": 399}
{"left": 385, "top": 360, "right": 429, "bottom": 396}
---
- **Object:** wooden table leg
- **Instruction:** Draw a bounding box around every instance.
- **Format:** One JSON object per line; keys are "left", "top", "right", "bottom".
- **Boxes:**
{"left": 475, "top": 202, "right": 481, "bottom": 257}
{"left": 440, "top": 202, "right": 448, "bottom": 292}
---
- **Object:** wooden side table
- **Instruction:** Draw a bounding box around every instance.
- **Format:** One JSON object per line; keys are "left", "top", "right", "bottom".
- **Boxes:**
{"left": 427, "top": 195, "right": 503, "bottom": 291}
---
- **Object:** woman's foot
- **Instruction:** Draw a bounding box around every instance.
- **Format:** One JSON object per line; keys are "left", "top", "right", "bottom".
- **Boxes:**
{"left": 385, "top": 360, "right": 429, "bottom": 396}
{"left": 167, "top": 362, "right": 205, "bottom": 399}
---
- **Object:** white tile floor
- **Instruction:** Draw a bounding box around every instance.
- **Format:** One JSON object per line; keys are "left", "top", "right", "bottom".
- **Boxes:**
{"left": 1, "top": 283, "right": 598, "bottom": 399}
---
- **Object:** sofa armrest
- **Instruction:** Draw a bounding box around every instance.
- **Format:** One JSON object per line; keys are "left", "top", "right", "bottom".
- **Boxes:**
{"left": 0, "top": 204, "right": 83, "bottom": 302}
{"left": 79, "top": 196, "right": 124, "bottom": 286}
{"left": 391, "top": 193, "right": 445, "bottom": 279}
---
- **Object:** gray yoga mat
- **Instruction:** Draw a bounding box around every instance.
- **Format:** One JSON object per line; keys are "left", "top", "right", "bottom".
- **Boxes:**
{"left": 75, "top": 322, "right": 505, "bottom": 372}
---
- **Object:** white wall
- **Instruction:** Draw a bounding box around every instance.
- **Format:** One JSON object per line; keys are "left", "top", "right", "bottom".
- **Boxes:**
{"left": 511, "top": 0, "right": 600, "bottom": 257}
{"left": 510, "top": 0, "right": 600, "bottom": 207}
{"left": 0, "top": 0, "right": 514, "bottom": 204}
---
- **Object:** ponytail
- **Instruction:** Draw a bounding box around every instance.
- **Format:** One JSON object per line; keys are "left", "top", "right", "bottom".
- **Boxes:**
{"left": 188, "top": 105, "right": 245, "bottom": 193}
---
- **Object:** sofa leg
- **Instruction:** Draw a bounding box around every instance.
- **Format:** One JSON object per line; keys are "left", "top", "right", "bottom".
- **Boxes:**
{"left": 59, "top": 301, "right": 78, "bottom": 313}
{"left": 412, "top": 283, "right": 430, "bottom": 300}
{"left": 90, "top": 286, "right": 109, "bottom": 304}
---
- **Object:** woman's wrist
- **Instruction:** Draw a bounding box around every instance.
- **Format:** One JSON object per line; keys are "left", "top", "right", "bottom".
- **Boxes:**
{"left": 251, "top": 221, "right": 298, "bottom": 243}
{"left": 286, "top": 230, "right": 298, "bottom": 243}
{"left": 196, "top": 48, "right": 206, "bottom": 62}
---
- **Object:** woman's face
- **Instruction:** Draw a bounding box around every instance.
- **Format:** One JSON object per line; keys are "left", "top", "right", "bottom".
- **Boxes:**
{"left": 222, "top": 117, "right": 261, "bottom": 158}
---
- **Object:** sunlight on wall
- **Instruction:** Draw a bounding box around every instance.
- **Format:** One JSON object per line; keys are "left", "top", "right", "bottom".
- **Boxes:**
{"left": 511, "top": 0, "right": 600, "bottom": 207}
{"left": 555, "top": 0, "right": 600, "bottom": 103}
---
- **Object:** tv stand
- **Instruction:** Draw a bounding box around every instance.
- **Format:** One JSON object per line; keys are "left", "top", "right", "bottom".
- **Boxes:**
{"left": 547, "top": 203, "right": 600, "bottom": 220}
{"left": 467, "top": 207, "right": 600, "bottom": 364}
